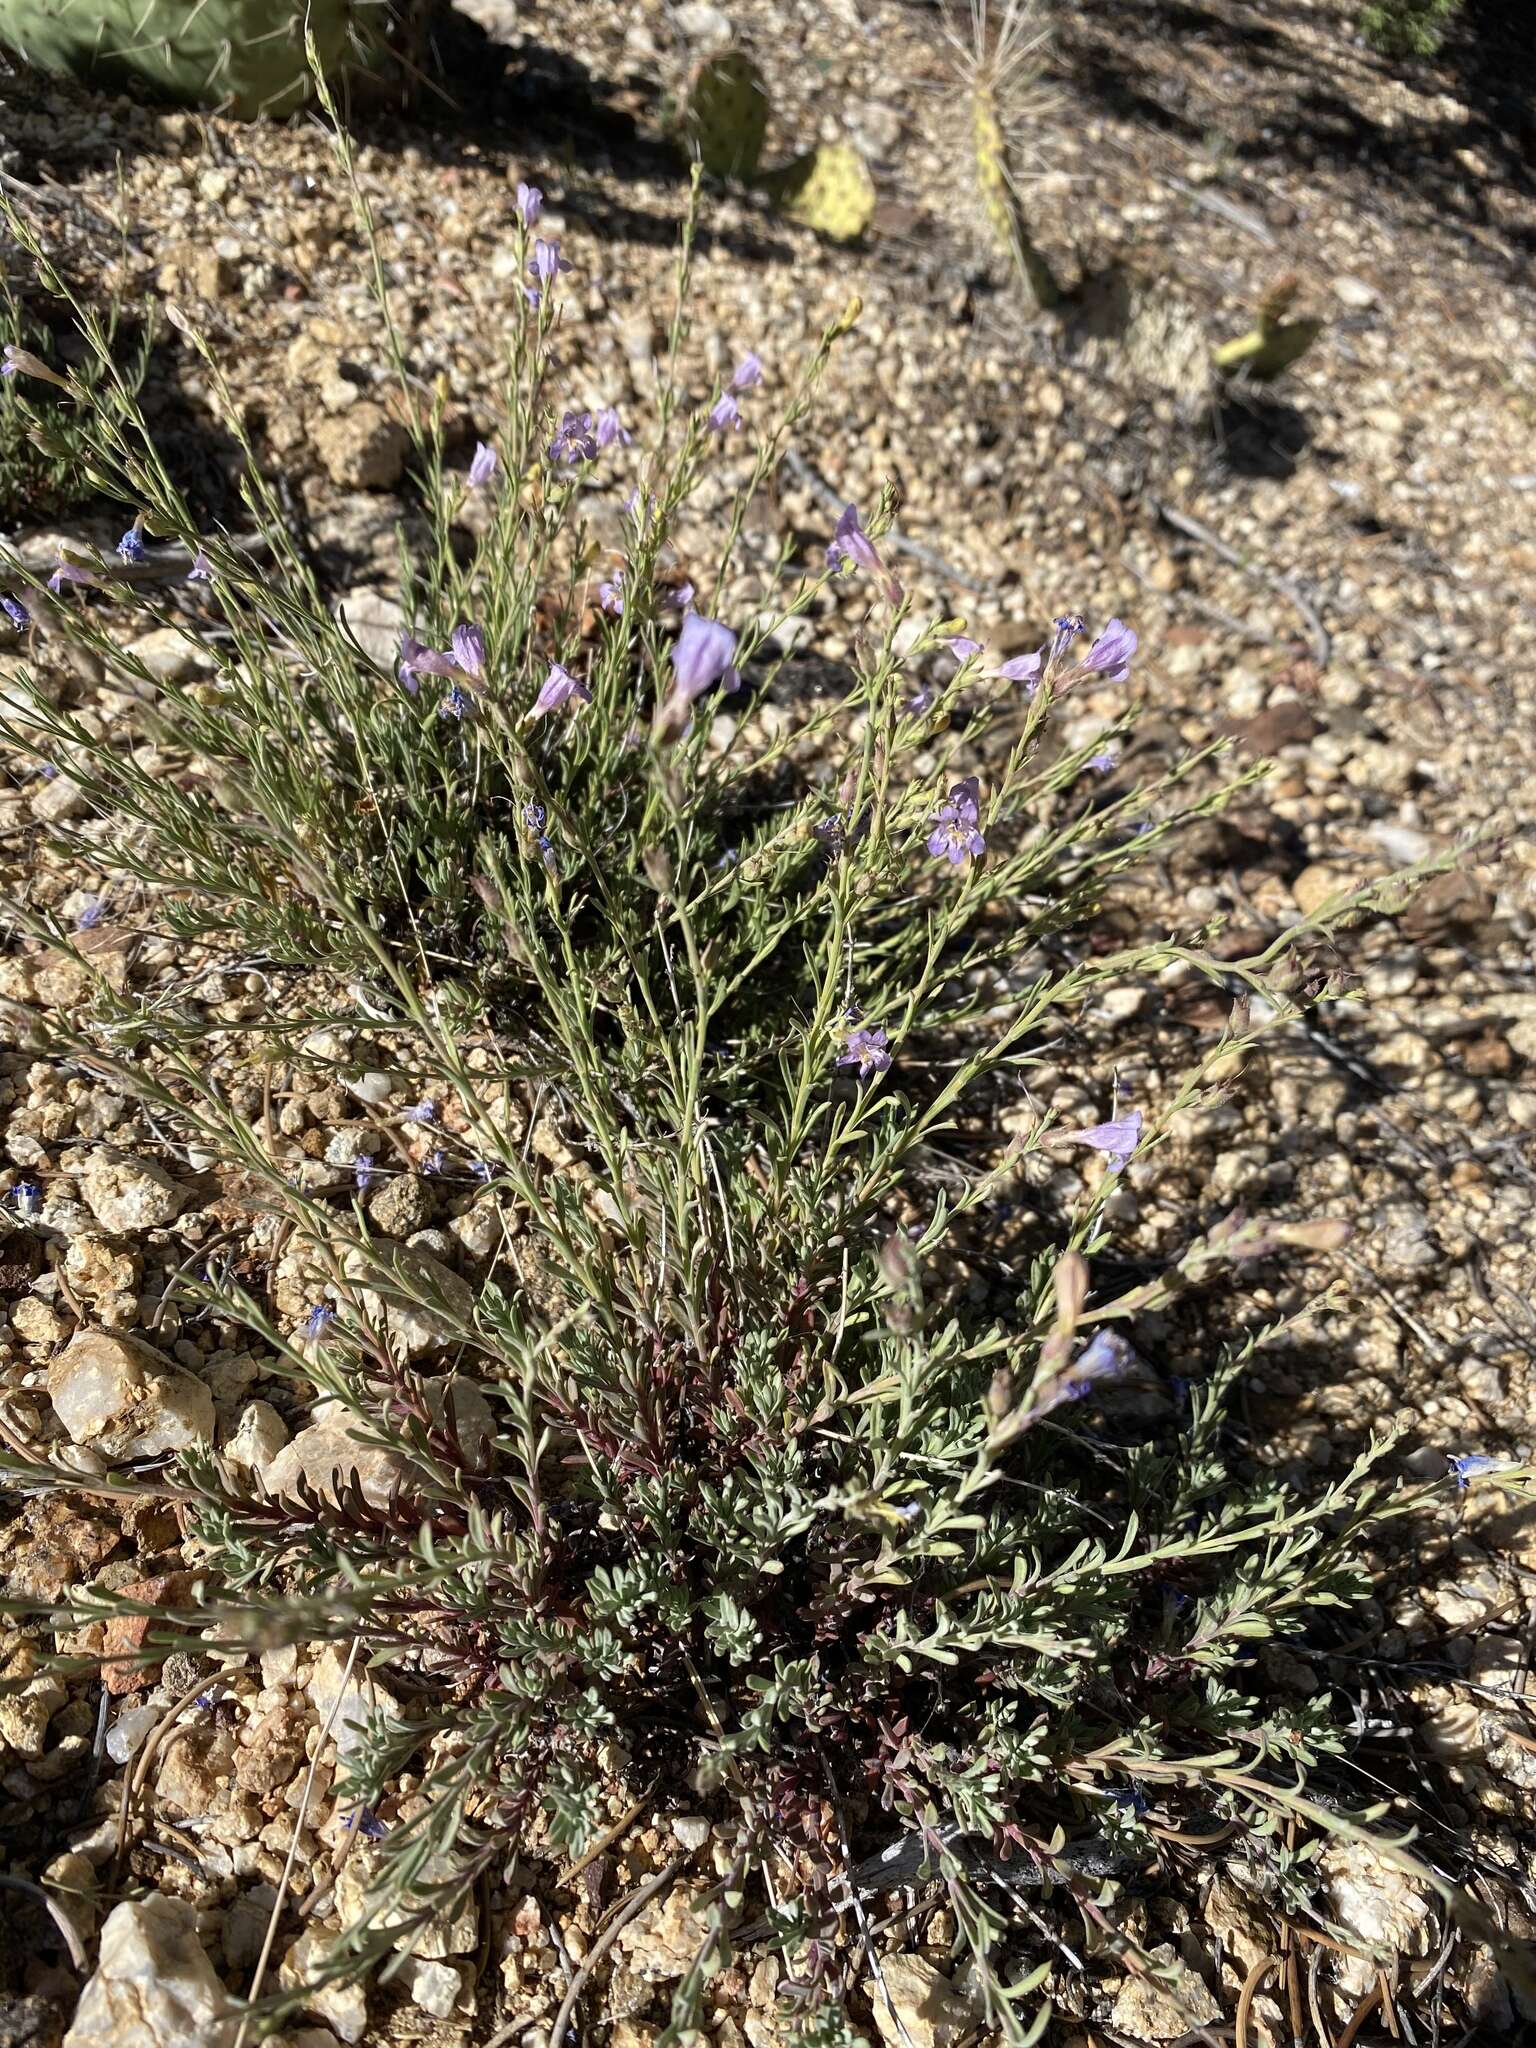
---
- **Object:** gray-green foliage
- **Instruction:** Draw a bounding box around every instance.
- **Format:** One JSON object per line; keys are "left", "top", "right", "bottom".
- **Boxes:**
{"left": 1, "top": 273, "right": 149, "bottom": 523}
{"left": 0, "top": 144, "right": 1510, "bottom": 2043}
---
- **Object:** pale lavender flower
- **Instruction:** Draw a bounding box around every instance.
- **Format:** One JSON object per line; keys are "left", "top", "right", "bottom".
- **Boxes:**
{"left": 1, "top": 595, "right": 29, "bottom": 630}
{"left": 469, "top": 1160, "right": 495, "bottom": 1183}
{"left": 354, "top": 1154, "right": 375, "bottom": 1194}
{"left": 399, "top": 631, "right": 457, "bottom": 694}
{"left": 403, "top": 1100, "right": 436, "bottom": 1124}
{"left": 47, "top": 559, "right": 102, "bottom": 595}
{"left": 728, "top": 351, "right": 763, "bottom": 392}
{"left": 441, "top": 685, "right": 474, "bottom": 721}
{"left": 451, "top": 621, "right": 486, "bottom": 680}
{"left": 996, "top": 649, "right": 1044, "bottom": 692}
{"left": 1062, "top": 1330, "right": 1136, "bottom": 1399}
{"left": 827, "top": 503, "right": 902, "bottom": 604}
{"left": 305, "top": 1303, "right": 336, "bottom": 1340}
{"left": 530, "top": 661, "right": 592, "bottom": 718}
{"left": 947, "top": 635, "right": 983, "bottom": 660}
{"left": 526, "top": 237, "right": 566, "bottom": 305}
{"left": 516, "top": 181, "right": 543, "bottom": 227}
{"left": 668, "top": 580, "right": 695, "bottom": 611}
{"left": 76, "top": 895, "right": 104, "bottom": 931}
{"left": 116, "top": 522, "right": 146, "bottom": 565}
{"left": 523, "top": 801, "right": 547, "bottom": 834}
{"left": 1448, "top": 1452, "right": 1506, "bottom": 1490}
{"left": 548, "top": 409, "right": 597, "bottom": 466}
{"left": 1059, "top": 1108, "right": 1143, "bottom": 1173}
{"left": 1, "top": 343, "right": 70, "bottom": 388}
{"left": 595, "top": 406, "right": 631, "bottom": 449}
{"left": 708, "top": 392, "right": 743, "bottom": 434}
{"left": 1082, "top": 618, "right": 1137, "bottom": 683}
{"left": 598, "top": 570, "right": 625, "bottom": 617}
{"left": 187, "top": 549, "right": 213, "bottom": 583}
{"left": 468, "top": 441, "right": 498, "bottom": 488}
{"left": 905, "top": 684, "right": 934, "bottom": 717}
{"left": 669, "top": 612, "right": 740, "bottom": 710}
{"left": 927, "top": 776, "right": 985, "bottom": 865}
{"left": 423, "top": 1147, "right": 448, "bottom": 1176}
{"left": 837, "top": 1023, "right": 892, "bottom": 1082}
{"left": 1089, "top": 748, "right": 1118, "bottom": 774}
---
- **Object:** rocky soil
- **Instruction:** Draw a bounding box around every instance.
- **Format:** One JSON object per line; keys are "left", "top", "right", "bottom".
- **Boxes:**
{"left": 1, "top": 0, "right": 1533, "bottom": 2043}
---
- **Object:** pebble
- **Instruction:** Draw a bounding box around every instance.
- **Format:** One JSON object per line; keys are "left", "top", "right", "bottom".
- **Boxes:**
{"left": 63, "top": 1895, "right": 232, "bottom": 2048}
{"left": 78, "top": 1149, "right": 188, "bottom": 1235}
{"left": 47, "top": 1329, "right": 214, "bottom": 1463}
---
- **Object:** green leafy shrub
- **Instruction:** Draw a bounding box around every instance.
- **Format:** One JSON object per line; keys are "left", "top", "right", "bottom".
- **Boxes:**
{"left": 0, "top": 143, "right": 1517, "bottom": 2044}
{"left": 1360, "top": 0, "right": 1464, "bottom": 57}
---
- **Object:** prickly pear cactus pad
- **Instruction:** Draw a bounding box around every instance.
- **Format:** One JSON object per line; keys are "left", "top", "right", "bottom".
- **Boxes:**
{"left": 0, "top": 0, "right": 391, "bottom": 118}
{"left": 682, "top": 50, "right": 770, "bottom": 181}
{"left": 759, "top": 143, "right": 876, "bottom": 243}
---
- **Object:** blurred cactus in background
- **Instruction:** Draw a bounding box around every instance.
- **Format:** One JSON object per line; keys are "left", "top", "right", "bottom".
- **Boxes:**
{"left": 1214, "top": 274, "right": 1325, "bottom": 382}
{"left": 0, "top": 0, "right": 424, "bottom": 117}
{"left": 947, "top": 0, "right": 1062, "bottom": 310}
{"left": 681, "top": 49, "right": 877, "bottom": 242}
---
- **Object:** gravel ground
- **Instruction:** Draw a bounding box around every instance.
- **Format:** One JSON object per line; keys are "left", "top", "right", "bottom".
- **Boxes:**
{"left": 1, "top": 0, "right": 1534, "bottom": 2042}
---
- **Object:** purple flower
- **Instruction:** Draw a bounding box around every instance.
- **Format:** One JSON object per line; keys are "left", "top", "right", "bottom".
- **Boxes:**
{"left": 469, "top": 1160, "right": 495, "bottom": 1184}
{"left": 926, "top": 776, "right": 985, "bottom": 865}
{"left": 467, "top": 441, "right": 498, "bottom": 488}
{"left": 595, "top": 406, "right": 631, "bottom": 449}
{"left": 523, "top": 801, "right": 547, "bottom": 834}
{"left": 668, "top": 612, "right": 740, "bottom": 712}
{"left": 403, "top": 1100, "right": 436, "bottom": 1124}
{"left": 1, "top": 344, "right": 69, "bottom": 388}
{"left": 1, "top": 595, "right": 30, "bottom": 630}
{"left": 526, "top": 237, "right": 566, "bottom": 305}
{"left": 423, "top": 1147, "right": 448, "bottom": 1176}
{"left": 1063, "top": 1330, "right": 1135, "bottom": 1397}
{"left": 728, "top": 351, "right": 763, "bottom": 392}
{"left": 116, "top": 523, "right": 146, "bottom": 565}
{"left": 1448, "top": 1453, "right": 1506, "bottom": 1490}
{"left": 1089, "top": 748, "right": 1118, "bottom": 774}
{"left": 76, "top": 895, "right": 104, "bottom": 931}
{"left": 516, "top": 182, "right": 543, "bottom": 227}
{"left": 837, "top": 1023, "right": 892, "bottom": 1082}
{"left": 548, "top": 409, "right": 597, "bottom": 466}
{"left": 905, "top": 684, "right": 934, "bottom": 718}
{"left": 827, "top": 504, "right": 902, "bottom": 604}
{"left": 348, "top": 1806, "right": 388, "bottom": 1839}
{"left": 996, "top": 649, "right": 1044, "bottom": 692}
{"left": 946, "top": 635, "right": 982, "bottom": 660}
{"left": 598, "top": 571, "right": 625, "bottom": 617}
{"left": 1058, "top": 1109, "right": 1143, "bottom": 1173}
{"left": 47, "top": 559, "right": 103, "bottom": 595}
{"left": 530, "top": 661, "right": 592, "bottom": 719}
{"left": 1082, "top": 618, "right": 1137, "bottom": 684}
{"left": 399, "top": 631, "right": 457, "bottom": 693}
{"left": 708, "top": 393, "right": 743, "bottom": 434}
{"left": 187, "top": 549, "right": 213, "bottom": 583}
{"left": 11, "top": 1178, "right": 43, "bottom": 1218}
{"left": 441, "top": 685, "right": 474, "bottom": 721}
{"left": 354, "top": 1154, "right": 375, "bottom": 1194}
{"left": 451, "top": 621, "right": 486, "bottom": 680}
{"left": 305, "top": 1303, "right": 335, "bottom": 1340}
{"left": 668, "top": 580, "right": 695, "bottom": 612}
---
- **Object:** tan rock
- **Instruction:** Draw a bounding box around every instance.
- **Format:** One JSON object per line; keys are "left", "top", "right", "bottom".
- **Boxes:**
{"left": 312, "top": 403, "right": 409, "bottom": 491}
{"left": 48, "top": 1330, "right": 213, "bottom": 1463}
{"left": 1109, "top": 1947, "right": 1221, "bottom": 2040}
{"left": 867, "top": 1956, "right": 986, "bottom": 2048}
{"left": 62, "top": 1894, "right": 233, "bottom": 2047}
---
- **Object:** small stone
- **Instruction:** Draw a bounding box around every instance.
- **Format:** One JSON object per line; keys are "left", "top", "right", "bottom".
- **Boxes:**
{"left": 401, "top": 1957, "right": 463, "bottom": 2019}
{"left": 341, "top": 1244, "right": 474, "bottom": 1359}
{"left": 307, "top": 1644, "right": 399, "bottom": 1768}
{"left": 48, "top": 1330, "right": 214, "bottom": 1463}
{"left": 1109, "top": 1948, "right": 1222, "bottom": 2039}
{"left": 280, "top": 1929, "right": 369, "bottom": 2042}
{"left": 344, "top": 1071, "right": 394, "bottom": 1107}
{"left": 124, "top": 628, "right": 204, "bottom": 683}
{"left": 0, "top": 1644, "right": 67, "bottom": 1757}
{"left": 312, "top": 403, "right": 409, "bottom": 491}
{"left": 336, "top": 588, "right": 405, "bottom": 669}
{"left": 1319, "top": 1839, "right": 1434, "bottom": 1995}
{"left": 615, "top": 1886, "right": 711, "bottom": 1981}
{"left": 29, "top": 773, "right": 89, "bottom": 823}
{"left": 62, "top": 1895, "right": 232, "bottom": 2048}
{"left": 670, "top": 1815, "right": 711, "bottom": 1852}
{"left": 224, "top": 1400, "right": 289, "bottom": 1469}
{"left": 1332, "top": 274, "right": 1379, "bottom": 309}
{"left": 264, "top": 1403, "right": 406, "bottom": 1512}
{"left": 1290, "top": 862, "right": 1360, "bottom": 917}
{"left": 367, "top": 1173, "right": 428, "bottom": 1238}
{"left": 105, "top": 1703, "right": 162, "bottom": 1764}
{"left": 78, "top": 1148, "right": 187, "bottom": 1234}
{"left": 11, "top": 1295, "right": 68, "bottom": 1346}
{"left": 867, "top": 1956, "right": 986, "bottom": 2048}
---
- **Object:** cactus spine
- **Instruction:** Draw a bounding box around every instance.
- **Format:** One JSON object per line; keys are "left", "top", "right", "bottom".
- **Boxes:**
{"left": 971, "top": 79, "right": 1060, "bottom": 311}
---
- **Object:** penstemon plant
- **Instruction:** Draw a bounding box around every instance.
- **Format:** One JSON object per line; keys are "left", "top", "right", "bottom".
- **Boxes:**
{"left": 0, "top": 119, "right": 1521, "bottom": 2046}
